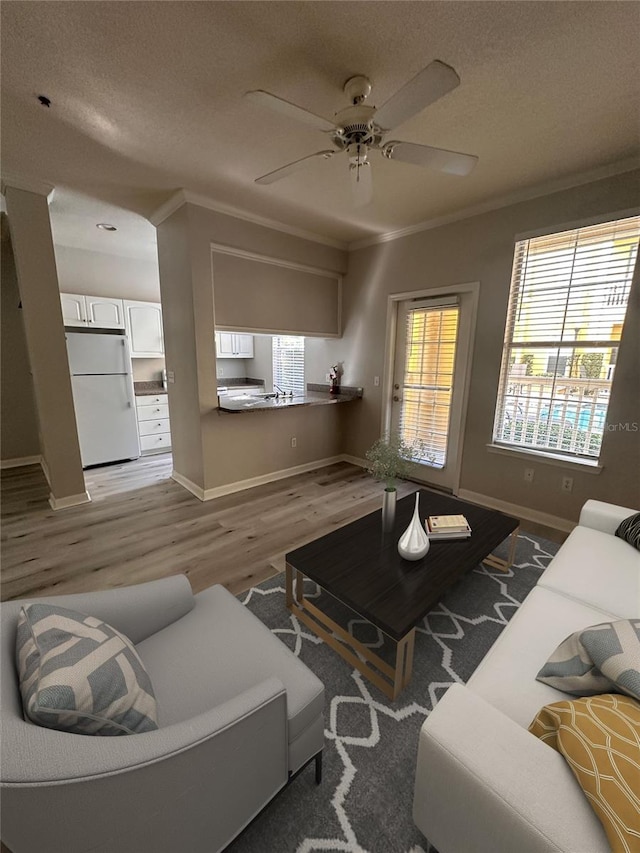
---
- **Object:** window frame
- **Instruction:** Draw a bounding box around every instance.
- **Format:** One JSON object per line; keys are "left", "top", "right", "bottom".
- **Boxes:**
{"left": 491, "top": 214, "right": 639, "bottom": 466}
{"left": 272, "top": 335, "right": 305, "bottom": 395}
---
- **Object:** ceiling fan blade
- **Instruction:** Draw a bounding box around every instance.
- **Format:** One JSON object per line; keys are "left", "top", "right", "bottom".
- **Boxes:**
{"left": 374, "top": 60, "right": 460, "bottom": 131}
{"left": 255, "top": 150, "right": 334, "bottom": 185}
{"left": 384, "top": 140, "right": 478, "bottom": 176}
{"left": 349, "top": 160, "right": 373, "bottom": 207}
{"left": 245, "top": 90, "right": 335, "bottom": 132}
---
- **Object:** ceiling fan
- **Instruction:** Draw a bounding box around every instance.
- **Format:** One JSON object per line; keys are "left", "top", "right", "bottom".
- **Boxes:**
{"left": 245, "top": 60, "right": 478, "bottom": 206}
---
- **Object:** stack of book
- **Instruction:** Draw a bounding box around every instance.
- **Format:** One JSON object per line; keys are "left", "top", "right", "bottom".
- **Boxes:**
{"left": 426, "top": 513, "right": 472, "bottom": 540}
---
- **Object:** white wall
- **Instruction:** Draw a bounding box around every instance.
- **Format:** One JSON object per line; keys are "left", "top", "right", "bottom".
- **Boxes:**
{"left": 216, "top": 358, "right": 247, "bottom": 381}
{"left": 54, "top": 244, "right": 161, "bottom": 302}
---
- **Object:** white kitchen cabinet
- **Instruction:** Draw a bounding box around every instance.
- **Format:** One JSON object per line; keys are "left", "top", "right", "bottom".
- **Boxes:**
{"left": 124, "top": 301, "right": 164, "bottom": 357}
{"left": 60, "top": 293, "right": 125, "bottom": 329}
{"left": 135, "top": 394, "right": 171, "bottom": 454}
{"left": 215, "top": 332, "right": 235, "bottom": 358}
{"left": 85, "top": 296, "right": 125, "bottom": 329}
{"left": 214, "top": 332, "right": 254, "bottom": 359}
{"left": 234, "top": 334, "right": 254, "bottom": 358}
{"left": 60, "top": 293, "right": 87, "bottom": 326}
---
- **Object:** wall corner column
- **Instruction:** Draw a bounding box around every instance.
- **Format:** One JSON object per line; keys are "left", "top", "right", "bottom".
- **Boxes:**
{"left": 3, "top": 183, "right": 89, "bottom": 509}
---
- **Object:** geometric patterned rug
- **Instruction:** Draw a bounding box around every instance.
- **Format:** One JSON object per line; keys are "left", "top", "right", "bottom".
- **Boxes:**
{"left": 228, "top": 532, "right": 559, "bottom": 853}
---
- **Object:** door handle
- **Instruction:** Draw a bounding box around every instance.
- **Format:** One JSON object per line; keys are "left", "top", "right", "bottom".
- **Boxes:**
{"left": 393, "top": 395, "right": 402, "bottom": 402}
{"left": 394, "top": 383, "right": 400, "bottom": 390}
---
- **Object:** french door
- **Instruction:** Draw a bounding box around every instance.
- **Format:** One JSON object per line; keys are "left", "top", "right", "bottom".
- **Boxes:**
{"left": 390, "top": 294, "right": 473, "bottom": 492}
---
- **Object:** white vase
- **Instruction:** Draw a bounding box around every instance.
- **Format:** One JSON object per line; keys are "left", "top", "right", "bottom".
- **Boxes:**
{"left": 382, "top": 488, "right": 397, "bottom": 532}
{"left": 397, "top": 492, "right": 430, "bottom": 560}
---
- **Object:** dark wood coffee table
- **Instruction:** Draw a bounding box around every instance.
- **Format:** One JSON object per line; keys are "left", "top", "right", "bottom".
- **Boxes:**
{"left": 285, "top": 489, "right": 519, "bottom": 700}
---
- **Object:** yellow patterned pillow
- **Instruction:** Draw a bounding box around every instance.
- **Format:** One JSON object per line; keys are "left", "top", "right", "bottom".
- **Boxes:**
{"left": 529, "top": 694, "right": 640, "bottom": 853}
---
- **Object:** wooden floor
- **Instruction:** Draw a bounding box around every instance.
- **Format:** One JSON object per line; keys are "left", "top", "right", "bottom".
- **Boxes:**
{"left": 0, "top": 454, "right": 566, "bottom": 603}
{"left": 1, "top": 455, "right": 420, "bottom": 601}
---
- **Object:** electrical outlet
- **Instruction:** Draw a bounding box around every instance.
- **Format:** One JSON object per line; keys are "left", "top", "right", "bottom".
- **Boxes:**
{"left": 217, "top": 367, "right": 224, "bottom": 377}
{"left": 524, "top": 468, "right": 534, "bottom": 483}
{"left": 291, "top": 437, "right": 297, "bottom": 448}
{"left": 374, "top": 376, "right": 380, "bottom": 387}
{"left": 167, "top": 371, "right": 175, "bottom": 384}
{"left": 561, "top": 476, "right": 573, "bottom": 492}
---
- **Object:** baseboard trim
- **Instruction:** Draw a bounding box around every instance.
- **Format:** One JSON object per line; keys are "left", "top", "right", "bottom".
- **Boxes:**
{"left": 172, "top": 456, "right": 346, "bottom": 502}
{"left": 171, "top": 470, "right": 205, "bottom": 501}
{"left": 457, "top": 489, "right": 575, "bottom": 534}
{"left": 48, "top": 491, "right": 92, "bottom": 511}
{"left": 40, "top": 456, "right": 51, "bottom": 487}
{"left": 341, "top": 454, "right": 367, "bottom": 468}
{"left": 0, "top": 455, "right": 42, "bottom": 469}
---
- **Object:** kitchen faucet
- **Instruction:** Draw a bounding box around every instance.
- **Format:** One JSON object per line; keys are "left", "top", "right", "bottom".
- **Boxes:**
{"left": 274, "top": 384, "right": 293, "bottom": 398}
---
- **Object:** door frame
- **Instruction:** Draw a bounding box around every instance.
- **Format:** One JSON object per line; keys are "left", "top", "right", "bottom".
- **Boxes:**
{"left": 381, "top": 281, "right": 480, "bottom": 494}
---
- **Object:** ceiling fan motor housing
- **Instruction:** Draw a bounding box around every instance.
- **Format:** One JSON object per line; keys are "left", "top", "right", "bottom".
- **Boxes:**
{"left": 332, "top": 104, "right": 382, "bottom": 150}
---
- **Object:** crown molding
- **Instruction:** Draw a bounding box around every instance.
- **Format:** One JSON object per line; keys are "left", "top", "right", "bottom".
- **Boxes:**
{"left": 1, "top": 174, "right": 55, "bottom": 202}
{"left": 148, "top": 189, "right": 188, "bottom": 226}
{"left": 149, "top": 188, "right": 347, "bottom": 250}
{"left": 348, "top": 156, "right": 640, "bottom": 251}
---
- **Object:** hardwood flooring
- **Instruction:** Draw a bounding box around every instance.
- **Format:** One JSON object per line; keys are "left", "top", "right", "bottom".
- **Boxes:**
{"left": 0, "top": 455, "right": 566, "bottom": 603}
{"left": 1, "top": 455, "right": 419, "bottom": 601}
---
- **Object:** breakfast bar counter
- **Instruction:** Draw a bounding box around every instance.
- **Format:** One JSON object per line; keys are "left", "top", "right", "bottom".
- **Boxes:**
{"left": 217, "top": 384, "right": 362, "bottom": 413}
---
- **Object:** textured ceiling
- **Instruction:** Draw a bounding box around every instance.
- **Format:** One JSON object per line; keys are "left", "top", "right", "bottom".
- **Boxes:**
{"left": 1, "top": 1, "right": 639, "bottom": 251}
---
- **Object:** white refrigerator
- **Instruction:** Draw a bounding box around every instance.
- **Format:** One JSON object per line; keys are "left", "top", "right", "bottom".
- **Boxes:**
{"left": 66, "top": 332, "right": 140, "bottom": 467}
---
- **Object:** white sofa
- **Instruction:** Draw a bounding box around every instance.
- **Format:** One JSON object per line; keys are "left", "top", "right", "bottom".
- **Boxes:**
{"left": 413, "top": 499, "right": 640, "bottom": 853}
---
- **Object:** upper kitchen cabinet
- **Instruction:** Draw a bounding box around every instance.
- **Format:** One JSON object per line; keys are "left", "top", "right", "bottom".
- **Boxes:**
{"left": 215, "top": 332, "right": 254, "bottom": 359}
{"left": 60, "top": 293, "right": 125, "bottom": 329}
{"left": 86, "top": 296, "right": 125, "bottom": 329}
{"left": 124, "top": 300, "right": 165, "bottom": 357}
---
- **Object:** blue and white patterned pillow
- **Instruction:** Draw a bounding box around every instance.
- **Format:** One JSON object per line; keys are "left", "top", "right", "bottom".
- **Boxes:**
{"left": 16, "top": 603, "right": 159, "bottom": 736}
{"left": 536, "top": 619, "right": 640, "bottom": 700}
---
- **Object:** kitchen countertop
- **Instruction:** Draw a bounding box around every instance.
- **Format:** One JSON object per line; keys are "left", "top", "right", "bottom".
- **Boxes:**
{"left": 217, "top": 385, "right": 362, "bottom": 413}
{"left": 133, "top": 381, "right": 166, "bottom": 396}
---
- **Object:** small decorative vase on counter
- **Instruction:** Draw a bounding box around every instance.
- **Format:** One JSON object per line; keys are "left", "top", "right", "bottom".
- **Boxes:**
{"left": 397, "top": 492, "right": 430, "bottom": 560}
{"left": 382, "top": 488, "right": 397, "bottom": 532}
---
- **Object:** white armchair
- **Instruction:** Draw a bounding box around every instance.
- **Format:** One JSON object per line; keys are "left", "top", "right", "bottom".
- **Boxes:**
{"left": 1, "top": 575, "right": 324, "bottom": 853}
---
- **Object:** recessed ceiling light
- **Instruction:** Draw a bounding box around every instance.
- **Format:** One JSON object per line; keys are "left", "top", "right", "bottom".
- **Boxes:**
{"left": 96, "top": 223, "right": 117, "bottom": 231}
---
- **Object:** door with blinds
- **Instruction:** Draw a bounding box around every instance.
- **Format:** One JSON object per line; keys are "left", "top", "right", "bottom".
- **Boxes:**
{"left": 390, "top": 296, "right": 469, "bottom": 491}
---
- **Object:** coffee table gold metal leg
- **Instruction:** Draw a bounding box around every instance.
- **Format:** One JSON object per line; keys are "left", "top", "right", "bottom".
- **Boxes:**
{"left": 393, "top": 632, "right": 414, "bottom": 700}
{"left": 402, "top": 630, "right": 416, "bottom": 688}
{"left": 483, "top": 525, "right": 520, "bottom": 572}
{"left": 285, "top": 562, "right": 294, "bottom": 607}
{"left": 295, "top": 570, "right": 304, "bottom": 605}
{"left": 286, "top": 568, "right": 417, "bottom": 700}
{"left": 507, "top": 525, "right": 519, "bottom": 568}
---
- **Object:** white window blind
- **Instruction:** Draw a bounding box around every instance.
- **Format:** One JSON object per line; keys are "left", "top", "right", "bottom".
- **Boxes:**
{"left": 400, "top": 303, "right": 459, "bottom": 468}
{"left": 493, "top": 215, "right": 640, "bottom": 459}
{"left": 272, "top": 336, "right": 305, "bottom": 395}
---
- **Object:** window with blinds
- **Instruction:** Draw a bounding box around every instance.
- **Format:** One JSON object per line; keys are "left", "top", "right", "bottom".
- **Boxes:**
{"left": 493, "top": 215, "right": 640, "bottom": 460}
{"left": 272, "top": 336, "right": 305, "bottom": 395}
{"left": 400, "top": 304, "right": 459, "bottom": 468}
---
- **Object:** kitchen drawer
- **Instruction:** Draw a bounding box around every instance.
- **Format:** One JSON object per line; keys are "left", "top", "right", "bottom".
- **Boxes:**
{"left": 138, "top": 418, "right": 171, "bottom": 436}
{"left": 135, "top": 393, "right": 167, "bottom": 407}
{"left": 137, "top": 403, "right": 169, "bottom": 421}
{"left": 140, "top": 433, "right": 172, "bottom": 453}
